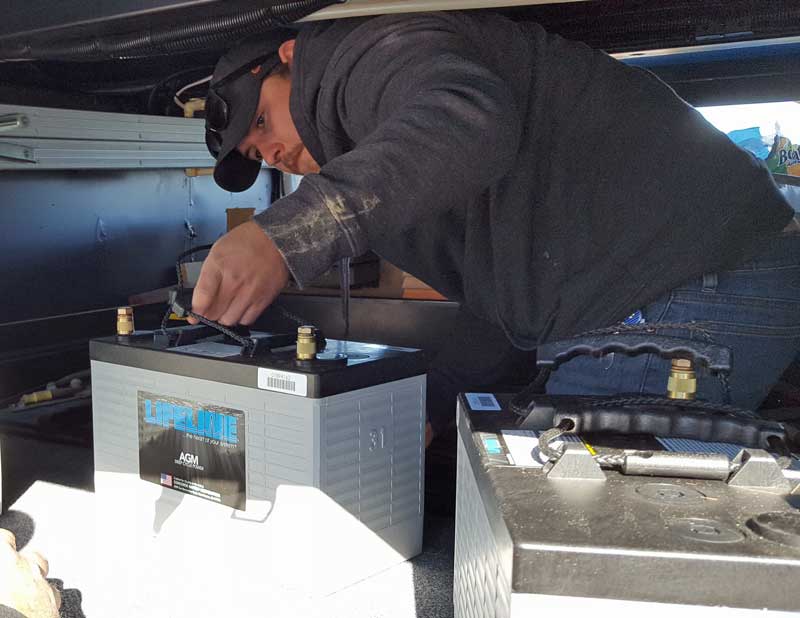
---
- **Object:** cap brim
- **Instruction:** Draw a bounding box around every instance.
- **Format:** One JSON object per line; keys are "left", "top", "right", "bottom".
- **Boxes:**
{"left": 214, "top": 148, "right": 262, "bottom": 193}
{"left": 209, "top": 69, "right": 264, "bottom": 192}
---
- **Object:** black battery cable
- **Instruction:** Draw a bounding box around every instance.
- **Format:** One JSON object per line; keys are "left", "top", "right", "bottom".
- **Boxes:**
{"left": 162, "top": 244, "right": 311, "bottom": 355}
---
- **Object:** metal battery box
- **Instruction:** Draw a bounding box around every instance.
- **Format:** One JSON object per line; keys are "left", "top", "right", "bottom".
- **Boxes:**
{"left": 90, "top": 328, "right": 426, "bottom": 617}
{"left": 454, "top": 392, "right": 800, "bottom": 618}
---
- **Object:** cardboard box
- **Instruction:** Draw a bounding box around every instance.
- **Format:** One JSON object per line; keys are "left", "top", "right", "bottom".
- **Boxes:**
{"left": 226, "top": 208, "right": 255, "bottom": 231}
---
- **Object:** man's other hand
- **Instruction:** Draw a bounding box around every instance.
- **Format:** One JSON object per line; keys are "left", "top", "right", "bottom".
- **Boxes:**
{"left": 0, "top": 529, "right": 61, "bottom": 618}
{"left": 189, "top": 221, "right": 290, "bottom": 327}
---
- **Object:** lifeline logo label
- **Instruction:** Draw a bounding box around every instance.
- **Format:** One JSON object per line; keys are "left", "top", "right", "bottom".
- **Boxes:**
{"left": 143, "top": 398, "right": 239, "bottom": 444}
{"left": 138, "top": 392, "right": 246, "bottom": 510}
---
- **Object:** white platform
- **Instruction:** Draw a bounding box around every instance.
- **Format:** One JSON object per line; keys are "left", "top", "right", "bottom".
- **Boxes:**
{"left": 3, "top": 480, "right": 455, "bottom": 618}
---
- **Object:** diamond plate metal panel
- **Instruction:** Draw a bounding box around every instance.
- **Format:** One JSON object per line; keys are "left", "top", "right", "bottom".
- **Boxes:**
{"left": 454, "top": 436, "right": 511, "bottom": 618}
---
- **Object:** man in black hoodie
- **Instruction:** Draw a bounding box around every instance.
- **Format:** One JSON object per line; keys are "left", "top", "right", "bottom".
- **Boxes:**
{"left": 194, "top": 13, "right": 799, "bottom": 447}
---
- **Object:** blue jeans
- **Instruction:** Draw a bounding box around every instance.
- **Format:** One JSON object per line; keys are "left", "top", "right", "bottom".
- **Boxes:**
{"left": 547, "top": 232, "right": 800, "bottom": 410}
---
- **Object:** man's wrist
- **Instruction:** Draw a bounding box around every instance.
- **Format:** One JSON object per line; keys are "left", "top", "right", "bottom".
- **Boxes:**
{"left": 253, "top": 190, "right": 357, "bottom": 288}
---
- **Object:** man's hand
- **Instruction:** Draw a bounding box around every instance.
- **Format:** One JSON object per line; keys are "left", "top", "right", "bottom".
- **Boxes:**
{"left": 425, "top": 422, "right": 434, "bottom": 448}
{"left": 0, "top": 529, "right": 61, "bottom": 618}
{"left": 189, "top": 221, "right": 290, "bottom": 327}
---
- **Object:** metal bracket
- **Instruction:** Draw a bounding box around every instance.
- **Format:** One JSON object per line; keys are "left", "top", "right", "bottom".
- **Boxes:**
{"left": 727, "top": 449, "right": 792, "bottom": 493}
{"left": 0, "top": 113, "right": 29, "bottom": 132}
{"left": 0, "top": 141, "right": 36, "bottom": 163}
{"left": 545, "top": 443, "right": 606, "bottom": 481}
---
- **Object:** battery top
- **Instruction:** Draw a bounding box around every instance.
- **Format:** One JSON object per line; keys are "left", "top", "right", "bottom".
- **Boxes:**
{"left": 90, "top": 328, "right": 425, "bottom": 398}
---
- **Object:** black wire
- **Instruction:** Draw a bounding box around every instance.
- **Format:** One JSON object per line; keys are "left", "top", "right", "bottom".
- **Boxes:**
{"left": 146, "top": 65, "right": 215, "bottom": 115}
{"left": 186, "top": 310, "right": 253, "bottom": 351}
{"left": 165, "top": 242, "right": 310, "bottom": 351}
{"left": 273, "top": 304, "right": 307, "bottom": 327}
{"left": 175, "top": 243, "right": 214, "bottom": 288}
{"left": 509, "top": 368, "right": 551, "bottom": 417}
{"left": 160, "top": 304, "right": 174, "bottom": 334}
{"left": 766, "top": 435, "right": 794, "bottom": 468}
{"left": 176, "top": 244, "right": 214, "bottom": 268}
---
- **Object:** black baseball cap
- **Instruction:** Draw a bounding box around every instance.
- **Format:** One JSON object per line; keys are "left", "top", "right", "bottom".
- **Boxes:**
{"left": 205, "top": 28, "right": 297, "bottom": 192}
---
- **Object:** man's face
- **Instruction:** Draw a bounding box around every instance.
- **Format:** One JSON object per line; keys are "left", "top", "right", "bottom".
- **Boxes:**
{"left": 236, "top": 68, "right": 320, "bottom": 176}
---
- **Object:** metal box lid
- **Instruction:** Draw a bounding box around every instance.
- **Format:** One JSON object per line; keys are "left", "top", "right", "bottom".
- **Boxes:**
{"left": 457, "top": 393, "right": 800, "bottom": 611}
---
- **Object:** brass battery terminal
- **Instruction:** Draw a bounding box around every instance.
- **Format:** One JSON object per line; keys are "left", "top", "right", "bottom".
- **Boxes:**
{"left": 117, "top": 306, "right": 135, "bottom": 336}
{"left": 296, "top": 325, "right": 318, "bottom": 361}
{"left": 668, "top": 358, "right": 697, "bottom": 400}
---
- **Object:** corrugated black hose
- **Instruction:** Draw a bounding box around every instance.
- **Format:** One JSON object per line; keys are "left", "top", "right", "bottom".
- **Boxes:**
{"left": 0, "top": 0, "right": 342, "bottom": 61}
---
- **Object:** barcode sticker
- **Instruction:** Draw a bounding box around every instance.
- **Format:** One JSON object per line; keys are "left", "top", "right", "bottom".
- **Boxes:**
{"left": 465, "top": 393, "right": 501, "bottom": 411}
{"left": 257, "top": 368, "right": 308, "bottom": 396}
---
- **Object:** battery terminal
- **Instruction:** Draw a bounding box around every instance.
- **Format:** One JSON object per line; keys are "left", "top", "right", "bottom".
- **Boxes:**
{"left": 117, "top": 306, "right": 135, "bottom": 336}
{"left": 668, "top": 358, "right": 696, "bottom": 400}
{"left": 296, "top": 325, "right": 318, "bottom": 360}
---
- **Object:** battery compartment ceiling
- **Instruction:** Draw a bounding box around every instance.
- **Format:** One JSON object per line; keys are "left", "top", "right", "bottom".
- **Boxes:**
{"left": 0, "top": 0, "right": 798, "bottom": 111}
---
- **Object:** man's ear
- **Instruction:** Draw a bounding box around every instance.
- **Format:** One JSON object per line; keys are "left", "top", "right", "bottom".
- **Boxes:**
{"left": 278, "top": 39, "right": 296, "bottom": 68}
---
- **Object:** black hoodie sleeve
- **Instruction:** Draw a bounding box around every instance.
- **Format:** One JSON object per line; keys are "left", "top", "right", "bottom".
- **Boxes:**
{"left": 253, "top": 24, "right": 522, "bottom": 287}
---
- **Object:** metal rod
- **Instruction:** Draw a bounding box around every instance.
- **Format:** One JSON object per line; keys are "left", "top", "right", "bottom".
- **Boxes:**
{"left": 0, "top": 114, "right": 27, "bottom": 132}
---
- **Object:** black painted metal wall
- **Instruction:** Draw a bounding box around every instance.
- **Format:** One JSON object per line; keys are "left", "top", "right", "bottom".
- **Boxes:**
{"left": 0, "top": 167, "right": 269, "bottom": 398}
{"left": 0, "top": 168, "right": 269, "bottom": 324}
